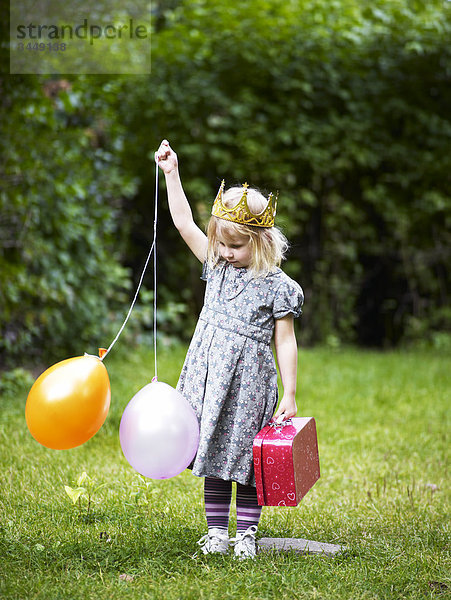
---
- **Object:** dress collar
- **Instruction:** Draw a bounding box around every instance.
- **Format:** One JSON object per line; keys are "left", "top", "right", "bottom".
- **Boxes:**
{"left": 221, "top": 263, "right": 252, "bottom": 300}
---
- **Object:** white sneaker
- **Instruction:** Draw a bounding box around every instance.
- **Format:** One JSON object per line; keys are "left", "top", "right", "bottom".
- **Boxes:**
{"left": 195, "top": 528, "right": 229, "bottom": 556}
{"left": 230, "top": 525, "right": 258, "bottom": 559}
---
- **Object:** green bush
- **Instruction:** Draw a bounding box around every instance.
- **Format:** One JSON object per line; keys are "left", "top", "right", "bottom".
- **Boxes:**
{"left": 1, "top": 1, "right": 450, "bottom": 366}
{"left": 0, "top": 77, "right": 137, "bottom": 365}
{"left": 120, "top": 0, "right": 450, "bottom": 347}
{"left": 0, "top": 367, "right": 34, "bottom": 398}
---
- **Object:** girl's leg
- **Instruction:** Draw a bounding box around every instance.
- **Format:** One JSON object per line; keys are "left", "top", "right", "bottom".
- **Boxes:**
{"left": 204, "top": 476, "right": 232, "bottom": 531}
{"left": 231, "top": 483, "right": 262, "bottom": 559}
{"left": 236, "top": 483, "right": 262, "bottom": 532}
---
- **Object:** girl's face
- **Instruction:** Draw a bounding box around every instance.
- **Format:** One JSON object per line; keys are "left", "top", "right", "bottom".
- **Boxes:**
{"left": 217, "top": 231, "right": 252, "bottom": 269}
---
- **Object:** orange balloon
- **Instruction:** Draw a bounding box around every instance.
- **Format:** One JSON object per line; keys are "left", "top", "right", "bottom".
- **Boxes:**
{"left": 25, "top": 355, "right": 111, "bottom": 450}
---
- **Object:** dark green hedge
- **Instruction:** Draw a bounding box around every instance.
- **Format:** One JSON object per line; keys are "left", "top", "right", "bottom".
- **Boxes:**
{"left": 0, "top": 77, "right": 137, "bottom": 364}
{"left": 121, "top": 0, "right": 451, "bottom": 347}
{"left": 1, "top": 0, "right": 450, "bottom": 366}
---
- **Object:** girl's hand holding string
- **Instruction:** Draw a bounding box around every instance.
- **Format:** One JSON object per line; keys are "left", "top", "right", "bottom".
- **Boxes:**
{"left": 155, "top": 139, "right": 178, "bottom": 174}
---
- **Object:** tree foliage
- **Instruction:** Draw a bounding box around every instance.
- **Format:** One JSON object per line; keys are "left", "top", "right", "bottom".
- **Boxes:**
{"left": 1, "top": 0, "right": 450, "bottom": 366}
{"left": 121, "top": 0, "right": 450, "bottom": 347}
{"left": 0, "top": 76, "right": 137, "bottom": 364}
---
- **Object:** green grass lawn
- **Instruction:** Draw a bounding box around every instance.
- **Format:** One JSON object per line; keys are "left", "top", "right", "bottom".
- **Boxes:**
{"left": 0, "top": 346, "right": 449, "bottom": 599}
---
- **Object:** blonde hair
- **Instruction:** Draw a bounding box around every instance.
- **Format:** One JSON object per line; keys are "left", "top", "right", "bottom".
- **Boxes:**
{"left": 206, "top": 185, "right": 289, "bottom": 277}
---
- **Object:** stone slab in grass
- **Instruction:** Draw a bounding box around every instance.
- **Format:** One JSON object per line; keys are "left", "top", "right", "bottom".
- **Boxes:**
{"left": 258, "top": 537, "right": 344, "bottom": 556}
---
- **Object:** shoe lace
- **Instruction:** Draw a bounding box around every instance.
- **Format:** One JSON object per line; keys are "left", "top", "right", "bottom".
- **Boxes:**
{"left": 194, "top": 530, "right": 229, "bottom": 557}
{"left": 230, "top": 525, "right": 258, "bottom": 557}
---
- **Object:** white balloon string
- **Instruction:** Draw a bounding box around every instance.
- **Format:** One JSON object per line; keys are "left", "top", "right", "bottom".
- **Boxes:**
{"left": 153, "top": 165, "right": 158, "bottom": 380}
{"left": 101, "top": 160, "right": 159, "bottom": 364}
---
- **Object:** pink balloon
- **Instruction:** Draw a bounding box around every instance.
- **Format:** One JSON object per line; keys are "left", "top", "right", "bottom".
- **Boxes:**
{"left": 119, "top": 381, "right": 199, "bottom": 479}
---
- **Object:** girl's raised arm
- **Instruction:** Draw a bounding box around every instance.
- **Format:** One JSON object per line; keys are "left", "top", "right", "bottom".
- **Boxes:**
{"left": 155, "top": 140, "right": 207, "bottom": 263}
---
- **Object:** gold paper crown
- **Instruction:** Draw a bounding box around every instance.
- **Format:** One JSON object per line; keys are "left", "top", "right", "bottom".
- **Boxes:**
{"left": 211, "top": 180, "right": 277, "bottom": 228}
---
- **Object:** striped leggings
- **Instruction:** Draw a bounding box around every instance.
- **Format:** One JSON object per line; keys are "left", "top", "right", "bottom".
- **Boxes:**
{"left": 204, "top": 476, "right": 262, "bottom": 533}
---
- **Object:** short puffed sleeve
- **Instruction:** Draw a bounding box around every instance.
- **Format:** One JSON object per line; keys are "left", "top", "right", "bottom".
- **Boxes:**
{"left": 273, "top": 275, "right": 304, "bottom": 319}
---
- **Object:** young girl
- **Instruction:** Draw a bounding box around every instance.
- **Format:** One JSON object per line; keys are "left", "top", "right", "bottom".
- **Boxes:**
{"left": 155, "top": 140, "right": 304, "bottom": 559}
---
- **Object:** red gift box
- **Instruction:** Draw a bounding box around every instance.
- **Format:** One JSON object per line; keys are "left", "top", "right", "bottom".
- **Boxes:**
{"left": 253, "top": 417, "right": 320, "bottom": 506}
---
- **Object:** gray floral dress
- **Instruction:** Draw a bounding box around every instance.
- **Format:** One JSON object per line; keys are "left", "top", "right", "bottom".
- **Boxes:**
{"left": 177, "top": 261, "right": 304, "bottom": 486}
